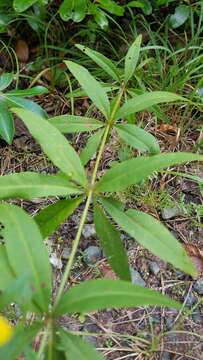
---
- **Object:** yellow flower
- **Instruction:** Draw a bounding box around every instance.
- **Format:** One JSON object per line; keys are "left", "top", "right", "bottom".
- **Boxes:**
{"left": 0, "top": 316, "right": 13, "bottom": 346}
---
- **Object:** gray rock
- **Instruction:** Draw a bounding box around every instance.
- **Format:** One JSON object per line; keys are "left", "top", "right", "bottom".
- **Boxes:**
{"left": 193, "top": 277, "right": 203, "bottom": 295}
{"left": 161, "top": 352, "right": 171, "bottom": 360}
{"left": 62, "top": 246, "right": 70, "bottom": 260}
{"left": 130, "top": 268, "right": 146, "bottom": 287}
{"left": 49, "top": 253, "right": 63, "bottom": 269}
{"left": 83, "top": 246, "right": 102, "bottom": 265}
{"left": 192, "top": 308, "right": 202, "bottom": 324}
{"left": 82, "top": 224, "right": 96, "bottom": 239}
{"left": 185, "top": 293, "right": 197, "bottom": 307}
{"left": 161, "top": 207, "right": 182, "bottom": 220}
{"left": 149, "top": 261, "right": 160, "bottom": 275}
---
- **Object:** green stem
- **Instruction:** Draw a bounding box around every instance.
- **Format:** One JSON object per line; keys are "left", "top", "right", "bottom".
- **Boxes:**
{"left": 54, "top": 86, "right": 125, "bottom": 309}
{"left": 37, "top": 329, "right": 48, "bottom": 360}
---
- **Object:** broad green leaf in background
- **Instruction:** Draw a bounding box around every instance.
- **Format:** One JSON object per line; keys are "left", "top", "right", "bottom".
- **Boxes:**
{"left": 115, "top": 124, "right": 160, "bottom": 154}
{"left": 13, "top": 0, "right": 38, "bottom": 12}
{"left": 76, "top": 44, "right": 120, "bottom": 82}
{"left": 96, "top": 152, "right": 203, "bottom": 192}
{"left": 0, "top": 73, "right": 13, "bottom": 91}
{"left": 94, "top": 204, "right": 131, "bottom": 281}
{"left": 55, "top": 279, "right": 180, "bottom": 315}
{"left": 0, "top": 245, "right": 15, "bottom": 291}
{"left": 0, "top": 104, "right": 14, "bottom": 144}
{"left": 6, "top": 86, "right": 48, "bottom": 97}
{"left": 169, "top": 5, "right": 190, "bottom": 29}
{"left": 127, "top": 0, "right": 152, "bottom": 15}
{"left": 49, "top": 115, "right": 104, "bottom": 133}
{"left": 60, "top": 0, "right": 87, "bottom": 22}
{"left": 115, "top": 92, "right": 185, "bottom": 121}
{"left": 65, "top": 61, "right": 110, "bottom": 120}
{"left": 98, "top": 0, "right": 124, "bottom": 16}
{"left": 101, "top": 198, "right": 196, "bottom": 277}
{"left": 35, "top": 196, "right": 83, "bottom": 238}
{"left": 12, "top": 109, "right": 87, "bottom": 186}
{"left": 94, "top": 9, "right": 109, "bottom": 30}
{"left": 0, "top": 172, "right": 82, "bottom": 200}
{"left": 4, "top": 95, "right": 48, "bottom": 119}
{"left": 59, "top": 331, "right": 105, "bottom": 360}
{"left": 0, "top": 204, "right": 52, "bottom": 313}
{"left": 124, "top": 35, "right": 142, "bottom": 84}
{"left": 0, "top": 324, "right": 42, "bottom": 360}
{"left": 80, "top": 129, "right": 104, "bottom": 166}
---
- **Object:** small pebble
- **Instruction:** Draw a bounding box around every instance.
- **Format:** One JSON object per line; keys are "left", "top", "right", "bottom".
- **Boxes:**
{"left": 192, "top": 307, "right": 202, "bottom": 325}
{"left": 149, "top": 261, "right": 160, "bottom": 275}
{"left": 193, "top": 277, "right": 203, "bottom": 295}
{"left": 185, "top": 293, "right": 197, "bottom": 307}
{"left": 83, "top": 246, "right": 102, "bottom": 265}
{"left": 161, "top": 352, "right": 171, "bottom": 360}
{"left": 161, "top": 207, "right": 182, "bottom": 220}
{"left": 61, "top": 247, "right": 70, "bottom": 260}
{"left": 82, "top": 224, "right": 96, "bottom": 239}
{"left": 49, "top": 253, "right": 62, "bottom": 269}
{"left": 130, "top": 268, "right": 146, "bottom": 287}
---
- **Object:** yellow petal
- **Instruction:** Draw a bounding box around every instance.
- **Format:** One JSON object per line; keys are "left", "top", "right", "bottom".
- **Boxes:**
{"left": 0, "top": 316, "right": 13, "bottom": 346}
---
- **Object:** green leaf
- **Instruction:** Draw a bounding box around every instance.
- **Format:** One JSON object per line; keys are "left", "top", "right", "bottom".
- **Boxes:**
{"left": 96, "top": 152, "right": 203, "bottom": 193}
{"left": 94, "top": 9, "right": 109, "bottom": 30}
{"left": 80, "top": 129, "right": 104, "bottom": 166}
{"left": 115, "top": 124, "right": 160, "bottom": 154}
{"left": 49, "top": 115, "right": 104, "bottom": 133}
{"left": 0, "top": 273, "right": 33, "bottom": 311}
{"left": 115, "top": 92, "right": 185, "bottom": 120}
{"left": 94, "top": 205, "right": 131, "bottom": 281}
{"left": 169, "top": 5, "right": 190, "bottom": 29}
{"left": 12, "top": 109, "right": 87, "bottom": 187}
{"left": 0, "top": 104, "right": 14, "bottom": 144}
{"left": 6, "top": 86, "right": 48, "bottom": 97}
{"left": 4, "top": 95, "right": 48, "bottom": 119}
{"left": 0, "top": 245, "right": 15, "bottom": 291}
{"left": 13, "top": 0, "right": 38, "bottom": 12}
{"left": 128, "top": 0, "right": 152, "bottom": 15}
{"left": 101, "top": 198, "right": 196, "bottom": 277}
{"left": 124, "top": 35, "right": 142, "bottom": 84}
{"left": 98, "top": 0, "right": 124, "bottom": 16}
{"left": 35, "top": 197, "right": 83, "bottom": 238}
{"left": 76, "top": 44, "right": 120, "bottom": 82}
{"left": 0, "top": 324, "right": 42, "bottom": 360}
{"left": 0, "top": 172, "right": 82, "bottom": 200}
{"left": 55, "top": 279, "right": 180, "bottom": 315}
{"left": 65, "top": 61, "right": 110, "bottom": 120}
{"left": 0, "top": 204, "right": 52, "bottom": 313}
{"left": 59, "top": 0, "right": 87, "bottom": 22}
{"left": 0, "top": 73, "right": 13, "bottom": 91}
{"left": 59, "top": 331, "right": 105, "bottom": 360}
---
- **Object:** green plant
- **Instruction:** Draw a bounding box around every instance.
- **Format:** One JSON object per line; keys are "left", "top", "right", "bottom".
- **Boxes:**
{"left": 0, "top": 36, "right": 202, "bottom": 358}
{"left": 0, "top": 73, "right": 48, "bottom": 144}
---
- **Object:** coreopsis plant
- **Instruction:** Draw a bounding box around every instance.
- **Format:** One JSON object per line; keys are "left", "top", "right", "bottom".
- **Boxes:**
{"left": 0, "top": 36, "right": 202, "bottom": 359}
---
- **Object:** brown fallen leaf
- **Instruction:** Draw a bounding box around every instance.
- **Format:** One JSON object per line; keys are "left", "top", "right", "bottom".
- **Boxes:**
{"left": 184, "top": 243, "right": 203, "bottom": 278}
{"left": 99, "top": 262, "right": 117, "bottom": 280}
{"left": 15, "top": 39, "right": 29, "bottom": 63}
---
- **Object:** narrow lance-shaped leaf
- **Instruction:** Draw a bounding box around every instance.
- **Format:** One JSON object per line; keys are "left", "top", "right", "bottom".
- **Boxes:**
{"left": 49, "top": 115, "right": 104, "bottom": 133}
{"left": 80, "top": 128, "right": 104, "bottom": 166}
{"left": 12, "top": 109, "right": 87, "bottom": 186}
{"left": 35, "top": 196, "right": 83, "bottom": 238}
{"left": 94, "top": 204, "right": 131, "bottom": 281}
{"left": 0, "top": 104, "right": 14, "bottom": 144}
{"left": 124, "top": 35, "right": 142, "bottom": 84}
{"left": 115, "top": 92, "right": 185, "bottom": 121}
{"left": 0, "top": 172, "right": 82, "bottom": 200}
{"left": 0, "top": 204, "right": 52, "bottom": 313}
{"left": 4, "top": 95, "right": 48, "bottom": 119}
{"left": 76, "top": 44, "right": 120, "bottom": 82}
{"left": 96, "top": 152, "right": 203, "bottom": 193}
{"left": 55, "top": 279, "right": 180, "bottom": 315}
{"left": 6, "top": 86, "right": 48, "bottom": 97}
{"left": 59, "top": 331, "right": 105, "bottom": 360}
{"left": 65, "top": 61, "right": 110, "bottom": 120}
{"left": 115, "top": 124, "right": 160, "bottom": 154}
{"left": 101, "top": 198, "right": 196, "bottom": 277}
{"left": 0, "top": 73, "right": 13, "bottom": 91}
